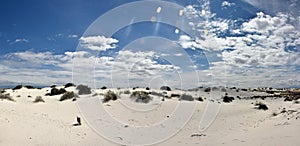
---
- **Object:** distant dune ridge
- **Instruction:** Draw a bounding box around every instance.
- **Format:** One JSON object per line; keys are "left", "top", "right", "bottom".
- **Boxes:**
{"left": 0, "top": 84, "right": 300, "bottom": 145}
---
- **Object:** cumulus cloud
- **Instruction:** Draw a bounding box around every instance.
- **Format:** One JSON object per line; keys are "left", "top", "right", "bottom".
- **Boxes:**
{"left": 178, "top": 4, "right": 300, "bottom": 88}
{"left": 79, "top": 35, "right": 119, "bottom": 51}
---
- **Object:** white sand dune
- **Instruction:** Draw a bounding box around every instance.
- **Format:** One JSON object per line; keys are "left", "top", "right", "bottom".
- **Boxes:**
{"left": 0, "top": 86, "right": 299, "bottom": 145}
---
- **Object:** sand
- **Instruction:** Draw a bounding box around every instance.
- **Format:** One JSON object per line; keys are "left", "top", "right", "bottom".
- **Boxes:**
{"left": 0, "top": 87, "right": 299, "bottom": 146}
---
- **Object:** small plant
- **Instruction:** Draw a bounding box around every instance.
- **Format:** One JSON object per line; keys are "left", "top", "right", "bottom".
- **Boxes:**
{"left": 145, "top": 87, "right": 150, "bottom": 90}
{"left": 254, "top": 102, "right": 268, "bottom": 110}
{"left": 64, "top": 83, "right": 75, "bottom": 88}
{"left": 160, "top": 86, "right": 171, "bottom": 91}
{"left": 76, "top": 85, "right": 91, "bottom": 95}
{"left": 272, "top": 112, "right": 278, "bottom": 117}
{"left": 0, "top": 93, "right": 15, "bottom": 102}
{"left": 170, "top": 93, "right": 180, "bottom": 98}
{"left": 24, "top": 85, "right": 35, "bottom": 89}
{"left": 197, "top": 97, "right": 203, "bottom": 102}
{"left": 60, "top": 92, "right": 78, "bottom": 101}
{"left": 13, "top": 85, "right": 23, "bottom": 90}
{"left": 33, "top": 96, "right": 45, "bottom": 103}
{"left": 223, "top": 96, "right": 234, "bottom": 103}
{"left": 48, "top": 88, "right": 67, "bottom": 96}
{"left": 180, "top": 94, "right": 194, "bottom": 101}
{"left": 204, "top": 87, "right": 211, "bottom": 92}
{"left": 150, "top": 91, "right": 164, "bottom": 97}
{"left": 130, "top": 91, "right": 152, "bottom": 103}
{"left": 100, "top": 86, "right": 107, "bottom": 90}
{"left": 103, "top": 90, "right": 118, "bottom": 103}
{"left": 123, "top": 90, "right": 131, "bottom": 94}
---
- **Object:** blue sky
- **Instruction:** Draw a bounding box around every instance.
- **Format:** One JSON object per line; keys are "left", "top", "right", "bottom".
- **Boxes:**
{"left": 0, "top": 0, "right": 299, "bottom": 88}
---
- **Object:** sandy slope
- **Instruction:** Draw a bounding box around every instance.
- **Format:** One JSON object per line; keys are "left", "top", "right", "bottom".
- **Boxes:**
{"left": 0, "top": 87, "right": 299, "bottom": 146}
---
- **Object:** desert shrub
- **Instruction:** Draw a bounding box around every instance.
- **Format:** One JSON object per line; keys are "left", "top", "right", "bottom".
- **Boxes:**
{"left": 13, "top": 85, "right": 23, "bottom": 90}
{"left": 241, "top": 88, "right": 248, "bottom": 91}
{"left": 34, "top": 96, "right": 45, "bottom": 103}
{"left": 145, "top": 87, "right": 150, "bottom": 90}
{"left": 150, "top": 91, "right": 164, "bottom": 97}
{"left": 0, "top": 93, "right": 14, "bottom": 101}
{"left": 181, "top": 94, "right": 194, "bottom": 101}
{"left": 1, "top": 90, "right": 5, "bottom": 93}
{"left": 123, "top": 90, "right": 131, "bottom": 94}
{"left": 16, "top": 95, "right": 21, "bottom": 97}
{"left": 64, "top": 83, "right": 75, "bottom": 88}
{"left": 170, "top": 93, "right": 180, "bottom": 98}
{"left": 160, "top": 86, "right": 171, "bottom": 91}
{"left": 284, "top": 97, "right": 293, "bottom": 102}
{"left": 212, "top": 87, "right": 218, "bottom": 90}
{"left": 204, "top": 87, "right": 211, "bottom": 92}
{"left": 223, "top": 96, "right": 234, "bottom": 103}
{"left": 130, "top": 91, "right": 152, "bottom": 103}
{"left": 28, "top": 95, "right": 32, "bottom": 98}
{"left": 103, "top": 90, "right": 118, "bottom": 103}
{"left": 197, "top": 97, "right": 203, "bottom": 102}
{"left": 221, "top": 87, "right": 227, "bottom": 92}
{"left": 255, "top": 102, "right": 268, "bottom": 110}
{"left": 24, "top": 85, "right": 35, "bottom": 89}
{"left": 50, "top": 85, "right": 56, "bottom": 88}
{"left": 48, "top": 88, "right": 66, "bottom": 96}
{"left": 236, "top": 96, "right": 241, "bottom": 99}
{"left": 100, "top": 86, "right": 107, "bottom": 90}
{"left": 76, "top": 85, "right": 91, "bottom": 95}
{"left": 60, "top": 91, "right": 78, "bottom": 101}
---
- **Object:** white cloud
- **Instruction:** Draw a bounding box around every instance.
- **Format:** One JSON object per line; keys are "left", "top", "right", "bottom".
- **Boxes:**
{"left": 221, "top": 1, "right": 235, "bottom": 8}
{"left": 10, "top": 38, "right": 29, "bottom": 44}
{"left": 68, "top": 34, "right": 78, "bottom": 38}
{"left": 79, "top": 35, "right": 119, "bottom": 51}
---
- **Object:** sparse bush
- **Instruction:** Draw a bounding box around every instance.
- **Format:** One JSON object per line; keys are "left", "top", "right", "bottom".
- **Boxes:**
{"left": 170, "top": 93, "right": 180, "bottom": 98}
{"left": 103, "top": 90, "right": 118, "bottom": 103}
{"left": 284, "top": 97, "right": 293, "bottom": 102}
{"left": 34, "top": 96, "right": 45, "bottom": 103}
{"left": 0, "top": 93, "right": 14, "bottom": 102}
{"left": 24, "top": 85, "right": 35, "bottom": 89}
{"left": 204, "top": 87, "right": 211, "bottom": 92}
{"left": 65, "top": 83, "right": 75, "bottom": 88}
{"left": 13, "top": 85, "right": 23, "bottom": 90}
{"left": 60, "top": 92, "right": 78, "bottom": 101}
{"left": 150, "top": 91, "right": 164, "bottom": 97}
{"left": 145, "top": 87, "right": 150, "bottom": 90}
{"left": 1, "top": 90, "right": 5, "bottom": 93}
{"left": 130, "top": 91, "right": 152, "bottom": 103}
{"left": 160, "top": 86, "right": 171, "bottom": 91}
{"left": 124, "top": 90, "right": 131, "bottom": 94}
{"left": 76, "top": 85, "right": 91, "bottom": 95}
{"left": 50, "top": 85, "right": 56, "bottom": 88}
{"left": 221, "top": 87, "right": 226, "bottom": 92}
{"left": 254, "top": 102, "right": 268, "bottom": 110}
{"left": 181, "top": 94, "right": 194, "bottom": 101}
{"left": 223, "top": 96, "right": 234, "bottom": 103}
{"left": 197, "top": 97, "right": 203, "bottom": 102}
{"left": 100, "top": 86, "right": 107, "bottom": 90}
{"left": 48, "top": 88, "right": 66, "bottom": 96}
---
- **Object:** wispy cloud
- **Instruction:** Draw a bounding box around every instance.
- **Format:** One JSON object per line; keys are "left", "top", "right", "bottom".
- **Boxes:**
{"left": 9, "top": 38, "right": 29, "bottom": 44}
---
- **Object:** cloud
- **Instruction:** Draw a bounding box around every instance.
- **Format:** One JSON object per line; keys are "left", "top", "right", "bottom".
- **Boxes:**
{"left": 79, "top": 35, "right": 119, "bottom": 51}
{"left": 9, "top": 38, "right": 29, "bottom": 44}
{"left": 68, "top": 34, "right": 78, "bottom": 38}
{"left": 221, "top": 1, "right": 235, "bottom": 8}
{"left": 178, "top": 4, "right": 300, "bottom": 88}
